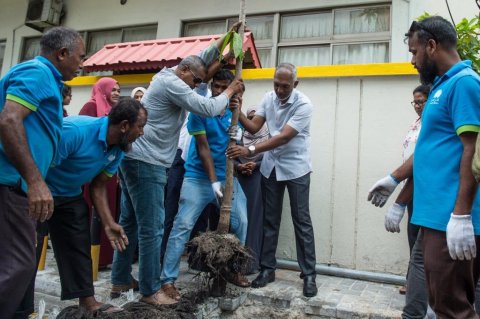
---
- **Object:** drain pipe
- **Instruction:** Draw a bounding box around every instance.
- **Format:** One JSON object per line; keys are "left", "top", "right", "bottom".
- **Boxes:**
{"left": 276, "top": 259, "right": 406, "bottom": 286}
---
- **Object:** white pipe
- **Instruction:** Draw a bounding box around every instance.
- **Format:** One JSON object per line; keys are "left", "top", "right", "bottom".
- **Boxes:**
{"left": 276, "top": 259, "right": 406, "bottom": 286}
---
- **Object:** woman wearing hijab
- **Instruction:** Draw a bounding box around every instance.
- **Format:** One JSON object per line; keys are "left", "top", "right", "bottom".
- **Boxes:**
{"left": 130, "top": 87, "right": 147, "bottom": 102}
{"left": 79, "top": 77, "right": 120, "bottom": 116}
{"left": 235, "top": 106, "right": 269, "bottom": 274}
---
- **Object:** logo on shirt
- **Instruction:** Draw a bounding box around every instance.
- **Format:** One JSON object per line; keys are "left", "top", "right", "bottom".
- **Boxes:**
{"left": 108, "top": 155, "right": 116, "bottom": 161}
{"left": 430, "top": 89, "right": 442, "bottom": 105}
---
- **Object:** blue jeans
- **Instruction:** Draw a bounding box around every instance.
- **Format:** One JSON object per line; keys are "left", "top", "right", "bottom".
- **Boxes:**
{"left": 111, "top": 159, "right": 167, "bottom": 296}
{"left": 160, "top": 177, "right": 247, "bottom": 284}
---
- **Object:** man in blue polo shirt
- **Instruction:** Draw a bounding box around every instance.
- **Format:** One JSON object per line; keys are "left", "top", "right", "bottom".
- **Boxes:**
{"left": 399, "top": 16, "right": 480, "bottom": 318}
{"left": 42, "top": 98, "right": 146, "bottom": 314}
{"left": 160, "top": 69, "right": 248, "bottom": 302}
{"left": 0, "top": 27, "right": 85, "bottom": 318}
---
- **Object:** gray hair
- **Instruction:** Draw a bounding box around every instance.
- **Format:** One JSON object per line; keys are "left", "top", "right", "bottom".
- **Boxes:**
{"left": 40, "top": 27, "right": 82, "bottom": 56}
{"left": 178, "top": 55, "right": 207, "bottom": 72}
{"left": 276, "top": 62, "right": 297, "bottom": 81}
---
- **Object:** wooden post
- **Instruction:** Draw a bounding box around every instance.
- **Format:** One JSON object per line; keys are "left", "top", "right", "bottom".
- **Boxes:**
{"left": 217, "top": 0, "right": 246, "bottom": 234}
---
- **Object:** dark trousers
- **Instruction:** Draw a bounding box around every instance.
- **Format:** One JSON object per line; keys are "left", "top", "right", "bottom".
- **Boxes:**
{"left": 48, "top": 195, "right": 94, "bottom": 300}
{"left": 0, "top": 184, "right": 36, "bottom": 319}
{"left": 406, "top": 201, "right": 420, "bottom": 254}
{"left": 422, "top": 227, "right": 480, "bottom": 319}
{"left": 237, "top": 168, "right": 264, "bottom": 273}
{"left": 260, "top": 169, "right": 316, "bottom": 276}
{"left": 161, "top": 149, "right": 212, "bottom": 263}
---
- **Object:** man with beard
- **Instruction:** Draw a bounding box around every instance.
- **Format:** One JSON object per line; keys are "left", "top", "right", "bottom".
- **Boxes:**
{"left": 370, "top": 16, "right": 480, "bottom": 318}
{"left": 42, "top": 98, "right": 147, "bottom": 314}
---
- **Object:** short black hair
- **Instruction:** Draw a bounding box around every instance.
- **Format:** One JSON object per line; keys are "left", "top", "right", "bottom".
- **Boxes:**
{"left": 108, "top": 97, "right": 147, "bottom": 126}
{"left": 413, "top": 84, "right": 431, "bottom": 97}
{"left": 212, "top": 69, "right": 234, "bottom": 82}
{"left": 62, "top": 84, "right": 71, "bottom": 98}
{"left": 40, "top": 26, "right": 83, "bottom": 56}
{"left": 405, "top": 16, "right": 457, "bottom": 49}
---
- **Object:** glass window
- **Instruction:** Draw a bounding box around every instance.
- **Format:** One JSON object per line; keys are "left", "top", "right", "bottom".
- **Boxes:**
{"left": 334, "top": 6, "right": 390, "bottom": 35}
{"left": 278, "top": 46, "right": 330, "bottom": 66}
{"left": 256, "top": 48, "right": 273, "bottom": 68}
{"left": 184, "top": 21, "right": 225, "bottom": 36}
{"left": 280, "top": 12, "right": 332, "bottom": 41}
{"left": 332, "top": 42, "right": 389, "bottom": 64}
{"left": 123, "top": 25, "right": 157, "bottom": 42}
{"left": 21, "top": 37, "right": 41, "bottom": 62}
{"left": 0, "top": 40, "right": 6, "bottom": 74}
{"left": 86, "top": 29, "right": 122, "bottom": 57}
{"left": 228, "top": 15, "right": 274, "bottom": 42}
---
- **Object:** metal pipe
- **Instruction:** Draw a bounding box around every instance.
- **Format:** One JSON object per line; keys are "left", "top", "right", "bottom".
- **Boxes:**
{"left": 276, "top": 259, "right": 406, "bottom": 286}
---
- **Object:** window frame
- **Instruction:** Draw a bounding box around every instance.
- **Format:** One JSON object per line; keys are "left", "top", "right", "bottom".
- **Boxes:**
{"left": 182, "top": 3, "right": 392, "bottom": 67}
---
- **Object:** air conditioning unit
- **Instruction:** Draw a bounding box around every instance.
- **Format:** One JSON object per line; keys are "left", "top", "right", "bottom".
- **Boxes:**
{"left": 25, "top": 0, "right": 63, "bottom": 32}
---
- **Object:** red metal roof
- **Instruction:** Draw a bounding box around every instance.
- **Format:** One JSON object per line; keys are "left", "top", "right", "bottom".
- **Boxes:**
{"left": 83, "top": 32, "right": 261, "bottom": 73}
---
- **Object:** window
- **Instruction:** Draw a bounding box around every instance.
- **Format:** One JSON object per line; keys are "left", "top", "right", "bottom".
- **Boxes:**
{"left": 19, "top": 25, "right": 158, "bottom": 67}
{"left": 86, "top": 25, "right": 157, "bottom": 57}
{"left": 0, "top": 40, "right": 6, "bottom": 74}
{"left": 21, "top": 37, "right": 41, "bottom": 62}
{"left": 183, "top": 5, "right": 390, "bottom": 67}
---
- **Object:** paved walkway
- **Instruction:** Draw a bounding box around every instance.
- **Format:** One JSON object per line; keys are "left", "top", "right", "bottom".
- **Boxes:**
{"left": 33, "top": 249, "right": 406, "bottom": 318}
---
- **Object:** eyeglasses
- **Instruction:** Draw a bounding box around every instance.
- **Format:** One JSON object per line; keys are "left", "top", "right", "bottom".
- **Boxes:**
{"left": 186, "top": 66, "right": 203, "bottom": 84}
{"left": 411, "top": 100, "right": 426, "bottom": 106}
{"left": 409, "top": 21, "right": 438, "bottom": 42}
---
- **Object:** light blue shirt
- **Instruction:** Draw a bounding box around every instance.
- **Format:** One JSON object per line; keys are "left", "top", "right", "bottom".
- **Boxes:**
{"left": 0, "top": 56, "right": 64, "bottom": 191}
{"left": 256, "top": 89, "right": 312, "bottom": 181}
{"left": 46, "top": 116, "right": 124, "bottom": 197}
{"left": 412, "top": 60, "right": 480, "bottom": 234}
{"left": 127, "top": 46, "right": 229, "bottom": 168}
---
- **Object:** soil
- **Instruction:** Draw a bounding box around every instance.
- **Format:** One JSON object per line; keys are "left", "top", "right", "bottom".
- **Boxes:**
{"left": 55, "top": 291, "right": 208, "bottom": 319}
{"left": 187, "top": 232, "right": 252, "bottom": 279}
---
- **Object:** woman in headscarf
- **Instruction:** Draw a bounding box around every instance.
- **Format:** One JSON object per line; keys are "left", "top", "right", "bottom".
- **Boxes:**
{"left": 79, "top": 77, "right": 120, "bottom": 116}
{"left": 130, "top": 87, "right": 147, "bottom": 102}
{"left": 235, "top": 106, "right": 269, "bottom": 274}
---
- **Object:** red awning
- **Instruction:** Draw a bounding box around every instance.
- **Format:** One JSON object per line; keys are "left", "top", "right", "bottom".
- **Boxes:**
{"left": 83, "top": 32, "right": 261, "bottom": 73}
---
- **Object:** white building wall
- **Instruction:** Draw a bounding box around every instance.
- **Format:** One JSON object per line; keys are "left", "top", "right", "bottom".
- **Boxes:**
{"left": 0, "top": 0, "right": 477, "bottom": 275}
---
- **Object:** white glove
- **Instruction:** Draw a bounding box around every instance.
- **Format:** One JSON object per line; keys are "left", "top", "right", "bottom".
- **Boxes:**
{"left": 228, "top": 125, "right": 243, "bottom": 143}
{"left": 446, "top": 213, "right": 476, "bottom": 260}
{"left": 367, "top": 174, "right": 399, "bottom": 207}
{"left": 384, "top": 203, "right": 406, "bottom": 233}
{"left": 211, "top": 181, "right": 223, "bottom": 205}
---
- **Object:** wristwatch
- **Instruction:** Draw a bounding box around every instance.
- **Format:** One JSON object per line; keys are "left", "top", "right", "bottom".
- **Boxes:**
{"left": 248, "top": 145, "right": 256, "bottom": 155}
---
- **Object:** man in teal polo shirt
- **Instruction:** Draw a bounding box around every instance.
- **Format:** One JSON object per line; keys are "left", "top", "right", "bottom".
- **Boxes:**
{"left": 375, "top": 16, "right": 480, "bottom": 318}
{"left": 0, "top": 27, "right": 85, "bottom": 318}
{"left": 43, "top": 98, "right": 147, "bottom": 313}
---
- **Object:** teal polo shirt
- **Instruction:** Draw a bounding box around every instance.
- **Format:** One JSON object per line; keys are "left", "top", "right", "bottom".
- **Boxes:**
{"left": 412, "top": 60, "right": 480, "bottom": 234}
{"left": 0, "top": 56, "right": 64, "bottom": 191}
{"left": 184, "top": 110, "right": 232, "bottom": 181}
{"left": 46, "top": 116, "right": 125, "bottom": 197}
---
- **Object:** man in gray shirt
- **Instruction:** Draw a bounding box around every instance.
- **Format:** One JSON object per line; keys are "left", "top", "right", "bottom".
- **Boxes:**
{"left": 110, "top": 29, "right": 244, "bottom": 306}
{"left": 226, "top": 63, "right": 317, "bottom": 297}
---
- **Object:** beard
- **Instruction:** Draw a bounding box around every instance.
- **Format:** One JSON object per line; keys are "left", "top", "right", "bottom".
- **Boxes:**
{"left": 118, "top": 132, "right": 132, "bottom": 152}
{"left": 418, "top": 56, "right": 438, "bottom": 85}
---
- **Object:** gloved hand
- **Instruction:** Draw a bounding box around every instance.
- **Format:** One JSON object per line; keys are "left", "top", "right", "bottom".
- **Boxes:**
{"left": 446, "top": 213, "right": 476, "bottom": 260}
{"left": 384, "top": 203, "right": 406, "bottom": 233}
{"left": 228, "top": 125, "right": 243, "bottom": 143}
{"left": 367, "top": 174, "right": 399, "bottom": 207}
{"left": 211, "top": 181, "right": 224, "bottom": 205}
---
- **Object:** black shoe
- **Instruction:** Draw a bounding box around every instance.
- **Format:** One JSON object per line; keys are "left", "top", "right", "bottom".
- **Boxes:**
{"left": 251, "top": 270, "right": 275, "bottom": 288}
{"left": 303, "top": 275, "right": 317, "bottom": 297}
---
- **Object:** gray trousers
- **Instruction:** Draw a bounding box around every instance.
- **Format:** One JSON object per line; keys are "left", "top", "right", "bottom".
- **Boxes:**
{"left": 402, "top": 230, "right": 480, "bottom": 319}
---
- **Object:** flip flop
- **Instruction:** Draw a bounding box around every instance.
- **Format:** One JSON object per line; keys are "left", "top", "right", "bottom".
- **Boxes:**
{"left": 94, "top": 303, "right": 123, "bottom": 314}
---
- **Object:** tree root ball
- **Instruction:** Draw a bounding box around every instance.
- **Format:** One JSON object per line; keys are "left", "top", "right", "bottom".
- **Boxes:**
{"left": 187, "top": 231, "right": 252, "bottom": 278}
